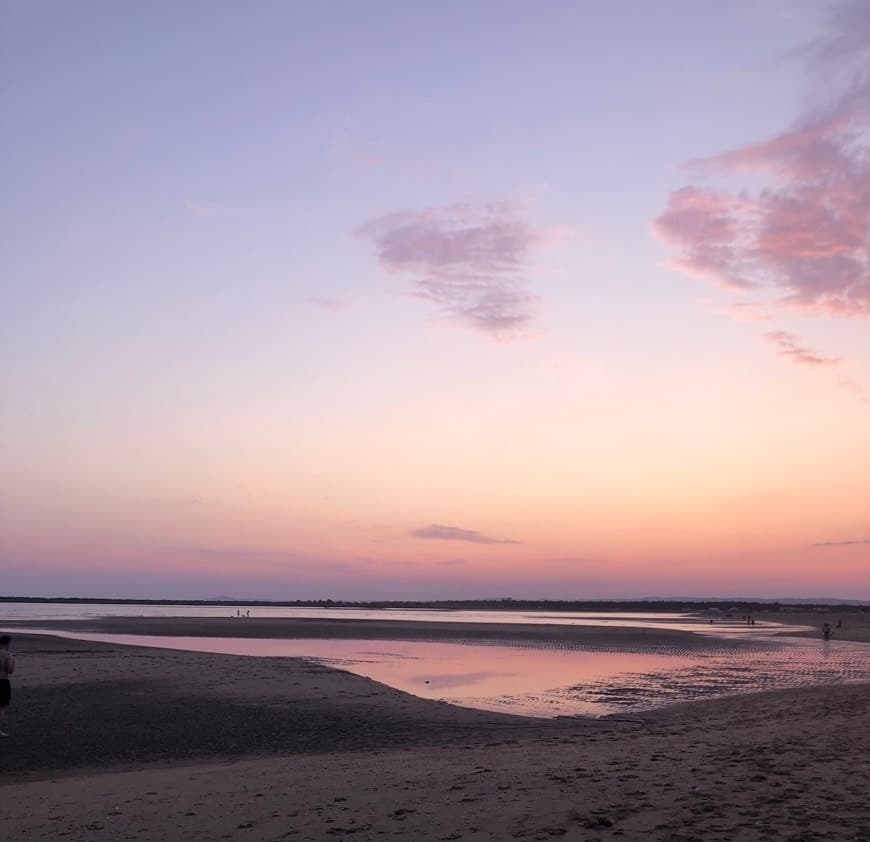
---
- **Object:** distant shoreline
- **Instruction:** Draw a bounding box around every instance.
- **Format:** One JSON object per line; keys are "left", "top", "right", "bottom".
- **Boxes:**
{"left": 2, "top": 596, "right": 868, "bottom": 610}
{"left": 5, "top": 607, "right": 870, "bottom": 643}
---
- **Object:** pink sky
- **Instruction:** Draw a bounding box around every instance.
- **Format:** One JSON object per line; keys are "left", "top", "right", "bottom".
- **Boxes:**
{"left": 1, "top": 1, "right": 868, "bottom": 600}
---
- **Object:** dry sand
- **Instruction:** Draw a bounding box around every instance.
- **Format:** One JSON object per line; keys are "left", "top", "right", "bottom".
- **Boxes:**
{"left": 1, "top": 613, "right": 868, "bottom": 840}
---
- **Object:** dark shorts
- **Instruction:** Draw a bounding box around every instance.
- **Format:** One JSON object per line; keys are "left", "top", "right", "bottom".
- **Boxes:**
{"left": 0, "top": 679, "right": 10, "bottom": 707}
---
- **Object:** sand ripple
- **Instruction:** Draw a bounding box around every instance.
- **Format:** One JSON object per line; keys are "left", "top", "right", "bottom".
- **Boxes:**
{"left": 561, "top": 637, "right": 870, "bottom": 714}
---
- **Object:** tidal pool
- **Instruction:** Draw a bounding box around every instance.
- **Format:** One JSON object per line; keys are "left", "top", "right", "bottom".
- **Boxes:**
{"left": 10, "top": 628, "right": 870, "bottom": 717}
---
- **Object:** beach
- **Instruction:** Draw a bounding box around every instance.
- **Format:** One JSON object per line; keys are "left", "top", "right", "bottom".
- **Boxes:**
{"left": 724, "top": 608, "right": 870, "bottom": 644}
{"left": 0, "top": 614, "right": 749, "bottom": 646}
{"left": 1, "top": 613, "right": 869, "bottom": 840}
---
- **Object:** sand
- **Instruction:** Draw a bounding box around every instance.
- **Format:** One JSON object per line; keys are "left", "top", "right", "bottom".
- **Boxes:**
{"left": 1, "top": 614, "right": 747, "bottom": 649}
{"left": 8, "top": 604, "right": 869, "bottom": 643}
{"left": 1, "top": 613, "right": 869, "bottom": 840}
{"left": 750, "top": 607, "right": 870, "bottom": 643}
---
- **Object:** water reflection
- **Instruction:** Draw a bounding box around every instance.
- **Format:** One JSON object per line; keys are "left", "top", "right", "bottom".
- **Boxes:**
{"left": 0, "top": 602, "right": 808, "bottom": 637}
{"left": 413, "top": 672, "right": 517, "bottom": 690}
{"left": 9, "top": 628, "right": 868, "bottom": 718}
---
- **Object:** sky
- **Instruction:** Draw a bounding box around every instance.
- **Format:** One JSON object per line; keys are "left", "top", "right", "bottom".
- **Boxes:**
{"left": 1, "top": 0, "right": 868, "bottom": 601}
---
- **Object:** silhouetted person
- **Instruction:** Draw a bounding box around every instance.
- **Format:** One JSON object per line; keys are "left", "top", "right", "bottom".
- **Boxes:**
{"left": 822, "top": 623, "right": 831, "bottom": 641}
{"left": 836, "top": 619, "right": 842, "bottom": 630}
{"left": 0, "top": 635, "right": 14, "bottom": 736}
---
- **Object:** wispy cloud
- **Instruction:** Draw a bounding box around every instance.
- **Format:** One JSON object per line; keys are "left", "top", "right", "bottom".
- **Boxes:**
{"left": 410, "top": 524, "right": 520, "bottom": 545}
{"left": 355, "top": 201, "right": 552, "bottom": 339}
{"left": 837, "top": 375, "right": 870, "bottom": 402}
{"left": 764, "top": 330, "right": 842, "bottom": 366}
{"left": 805, "top": 0, "right": 870, "bottom": 67}
{"left": 812, "top": 538, "right": 870, "bottom": 547}
{"left": 654, "top": 1, "right": 870, "bottom": 379}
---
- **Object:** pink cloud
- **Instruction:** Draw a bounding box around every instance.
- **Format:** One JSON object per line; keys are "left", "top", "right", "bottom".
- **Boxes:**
{"left": 655, "top": 1, "right": 870, "bottom": 383}
{"left": 355, "top": 202, "right": 547, "bottom": 338}
{"left": 656, "top": 130, "right": 870, "bottom": 317}
{"left": 764, "top": 330, "right": 842, "bottom": 366}
{"left": 653, "top": 187, "right": 752, "bottom": 290}
{"left": 687, "top": 120, "right": 853, "bottom": 182}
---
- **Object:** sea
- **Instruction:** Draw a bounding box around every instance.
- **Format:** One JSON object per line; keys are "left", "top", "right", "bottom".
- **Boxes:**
{"left": 2, "top": 602, "right": 868, "bottom": 718}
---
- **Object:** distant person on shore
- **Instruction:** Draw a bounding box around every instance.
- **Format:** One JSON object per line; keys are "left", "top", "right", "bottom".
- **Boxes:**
{"left": 822, "top": 623, "right": 831, "bottom": 641}
{"left": 0, "top": 635, "right": 14, "bottom": 736}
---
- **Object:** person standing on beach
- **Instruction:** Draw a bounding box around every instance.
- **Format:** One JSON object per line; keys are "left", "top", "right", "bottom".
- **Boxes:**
{"left": 0, "top": 635, "right": 14, "bottom": 736}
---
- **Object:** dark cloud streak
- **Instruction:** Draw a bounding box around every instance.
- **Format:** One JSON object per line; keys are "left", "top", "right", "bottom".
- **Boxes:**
{"left": 410, "top": 524, "right": 520, "bottom": 545}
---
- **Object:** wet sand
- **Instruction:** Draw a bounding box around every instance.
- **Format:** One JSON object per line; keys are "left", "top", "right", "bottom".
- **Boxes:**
{"left": 0, "top": 634, "right": 554, "bottom": 781}
{"left": 6, "top": 605, "right": 868, "bottom": 644}
{"left": 1, "top": 616, "right": 869, "bottom": 840}
{"left": 750, "top": 607, "right": 870, "bottom": 643}
{"left": 1, "top": 615, "right": 735, "bottom": 649}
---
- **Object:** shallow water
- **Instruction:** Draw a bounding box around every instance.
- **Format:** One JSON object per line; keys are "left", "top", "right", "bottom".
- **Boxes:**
{"left": 0, "top": 601, "right": 794, "bottom": 638}
{"left": 10, "top": 626, "right": 870, "bottom": 718}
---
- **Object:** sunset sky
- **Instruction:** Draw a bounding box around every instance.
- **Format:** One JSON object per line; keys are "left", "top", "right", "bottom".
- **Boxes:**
{"left": 2, "top": 1, "right": 868, "bottom": 600}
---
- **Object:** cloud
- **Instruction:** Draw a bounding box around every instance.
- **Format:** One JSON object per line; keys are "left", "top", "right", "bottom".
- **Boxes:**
{"left": 806, "top": 0, "right": 870, "bottom": 68}
{"left": 837, "top": 375, "right": 870, "bottom": 402}
{"left": 355, "top": 202, "right": 546, "bottom": 338}
{"left": 410, "top": 524, "right": 520, "bottom": 545}
{"left": 654, "top": 2, "right": 870, "bottom": 379}
{"left": 654, "top": 187, "right": 753, "bottom": 290}
{"left": 764, "top": 330, "right": 842, "bottom": 366}
{"left": 655, "top": 135, "right": 870, "bottom": 317}
{"left": 812, "top": 538, "right": 870, "bottom": 547}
